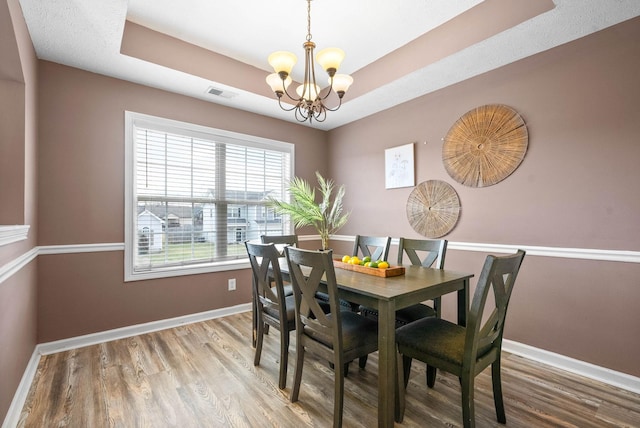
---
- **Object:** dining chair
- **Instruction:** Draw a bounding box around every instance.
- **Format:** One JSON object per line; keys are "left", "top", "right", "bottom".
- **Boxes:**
{"left": 361, "top": 238, "right": 448, "bottom": 327}
{"left": 245, "top": 241, "right": 296, "bottom": 389}
{"left": 352, "top": 234, "right": 392, "bottom": 262}
{"left": 260, "top": 233, "right": 299, "bottom": 249}
{"left": 261, "top": 234, "right": 298, "bottom": 295}
{"left": 395, "top": 250, "right": 526, "bottom": 428}
{"left": 284, "top": 246, "right": 379, "bottom": 428}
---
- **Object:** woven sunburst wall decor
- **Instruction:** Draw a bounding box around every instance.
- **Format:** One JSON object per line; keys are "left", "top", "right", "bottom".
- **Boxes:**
{"left": 406, "top": 180, "right": 460, "bottom": 238}
{"left": 442, "top": 104, "right": 528, "bottom": 187}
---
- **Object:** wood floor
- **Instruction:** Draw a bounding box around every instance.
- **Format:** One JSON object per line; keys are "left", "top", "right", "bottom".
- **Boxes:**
{"left": 18, "top": 311, "right": 640, "bottom": 427}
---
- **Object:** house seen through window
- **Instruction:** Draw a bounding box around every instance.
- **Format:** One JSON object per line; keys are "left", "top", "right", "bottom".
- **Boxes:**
{"left": 125, "top": 112, "right": 293, "bottom": 281}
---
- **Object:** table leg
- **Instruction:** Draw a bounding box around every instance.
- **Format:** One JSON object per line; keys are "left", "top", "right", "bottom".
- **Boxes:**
{"left": 377, "top": 300, "right": 396, "bottom": 428}
{"left": 457, "top": 278, "right": 470, "bottom": 327}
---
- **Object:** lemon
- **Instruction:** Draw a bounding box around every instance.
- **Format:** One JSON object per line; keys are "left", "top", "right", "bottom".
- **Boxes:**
{"left": 378, "top": 261, "right": 390, "bottom": 269}
{"left": 364, "top": 262, "right": 372, "bottom": 267}
{"left": 349, "top": 257, "right": 361, "bottom": 265}
{"left": 341, "top": 255, "right": 351, "bottom": 263}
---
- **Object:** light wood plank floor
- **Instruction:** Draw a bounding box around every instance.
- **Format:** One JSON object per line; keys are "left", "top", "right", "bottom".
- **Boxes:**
{"left": 18, "top": 311, "right": 640, "bottom": 427}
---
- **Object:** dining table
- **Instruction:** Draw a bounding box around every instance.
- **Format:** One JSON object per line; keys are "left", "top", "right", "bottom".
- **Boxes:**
{"left": 278, "top": 257, "right": 474, "bottom": 428}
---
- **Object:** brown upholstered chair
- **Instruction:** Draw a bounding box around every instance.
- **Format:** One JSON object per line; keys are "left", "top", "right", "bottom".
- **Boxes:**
{"left": 361, "top": 238, "right": 447, "bottom": 327}
{"left": 245, "top": 241, "right": 296, "bottom": 389}
{"left": 396, "top": 250, "right": 526, "bottom": 428}
{"left": 285, "top": 247, "right": 378, "bottom": 428}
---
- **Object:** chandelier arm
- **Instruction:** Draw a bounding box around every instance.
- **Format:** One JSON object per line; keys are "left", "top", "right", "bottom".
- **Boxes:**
{"left": 322, "top": 95, "right": 344, "bottom": 112}
{"left": 280, "top": 83, "right": 303, "bottom": 104}
{"left": 277, "top": 97, "right": 300, "bottom": 112}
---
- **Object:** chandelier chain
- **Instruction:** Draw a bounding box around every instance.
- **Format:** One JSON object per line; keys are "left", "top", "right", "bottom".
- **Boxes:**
{"left": 306, "top": 0, "right": 312, "bottom": 42}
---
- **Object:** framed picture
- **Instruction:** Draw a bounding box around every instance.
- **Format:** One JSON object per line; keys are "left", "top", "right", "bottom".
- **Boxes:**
{"left": 385, "top": 143, "right": 415, "bottom": 189}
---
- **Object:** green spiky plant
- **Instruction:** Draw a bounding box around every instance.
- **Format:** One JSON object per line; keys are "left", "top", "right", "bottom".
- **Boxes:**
{"left": 269, "top": 172, "right": 349, "bottom": 250}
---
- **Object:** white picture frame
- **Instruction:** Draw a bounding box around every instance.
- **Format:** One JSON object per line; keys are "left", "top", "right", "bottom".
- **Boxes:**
{"left": 385, "top": 143, "right": 415, "bottom": 189}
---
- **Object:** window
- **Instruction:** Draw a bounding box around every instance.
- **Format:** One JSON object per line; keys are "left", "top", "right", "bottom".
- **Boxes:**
{"left": 125, "top": 112, "right": 294, "bottom": 281}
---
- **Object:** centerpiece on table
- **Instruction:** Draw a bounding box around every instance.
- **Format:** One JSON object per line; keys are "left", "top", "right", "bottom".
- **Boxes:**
{"left": 268, "top": 171, "right": 349, "bottom": 251}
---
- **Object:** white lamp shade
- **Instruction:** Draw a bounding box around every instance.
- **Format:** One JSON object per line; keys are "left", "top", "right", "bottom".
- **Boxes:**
{"left": 266, "top": 73, "right": 292, "bottom": 93}
{"left": 296, "top": 82, "right": 321, "bottom": 101}
{"left": 316, "top": 47, "right": 345, "bottom": 72}
{"left": 268, "top": 51, "right": 297, "bottom": 75}
{"left": 331, "top": 74, "right": 353, "bottom": 93}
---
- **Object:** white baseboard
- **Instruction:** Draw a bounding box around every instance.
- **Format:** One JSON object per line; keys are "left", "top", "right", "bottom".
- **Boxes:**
{"left": 2, "top": 303, "right": 251, "bottom": 428}
{"left": 38, "top": 303, "right": 252, "bottom": 355}
{"left": 503, "top": 339, "right": 640, "bottom": 394}
{"left": 2, "top": 347, "right": 41, "bottom": 428}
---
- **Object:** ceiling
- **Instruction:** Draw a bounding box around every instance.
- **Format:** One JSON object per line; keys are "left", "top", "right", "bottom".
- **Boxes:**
{"left": 17, "top": 0, "right": 640, "bottom": 130}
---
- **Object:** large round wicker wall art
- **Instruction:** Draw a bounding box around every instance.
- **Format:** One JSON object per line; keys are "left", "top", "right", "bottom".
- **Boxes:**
{"left": 406, "top": 180, "right": 460, "bottom": 238}
{"left": 442, "top": 104, "right": 528, "bottom": 187}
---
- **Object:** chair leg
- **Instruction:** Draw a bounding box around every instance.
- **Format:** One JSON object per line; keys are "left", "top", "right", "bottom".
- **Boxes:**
{"left": 290, "top": 340, "right": 305, "bottom": 403}
{"left": 460, "top": 374, "right": 476, "bottom": 428}
{"left": 359, "top": 355, "right": 368, "bottom": 369}
{"left": 426, "top": 365, "right": 437, "bottom": 388}
{"left": 334, "top": 357, "right": 345, "bottom": 428}
{"left": 251, "top": 298, "right": 257, "bottom": 348}
{"left": 492, "top": 359, "right": 506, "bottom": 424}
{"left": 254, "top": 320, "right": 265, "bottom": 367}
{"left": 395, "top": 349, "right": 406, "bottom": 423}
{"left": 402, "top": 355, "right": 412, "bottom": 388}
{"left": 343, "top": 362, "right": 350, "bottom": 378}
{"left": 278, "top": 329, "right": 289, "bottom": 389}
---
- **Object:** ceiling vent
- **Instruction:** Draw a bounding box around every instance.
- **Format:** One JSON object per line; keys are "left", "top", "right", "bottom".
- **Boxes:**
{"left": 206, "top": 86, "right": 237, "bottom": 99}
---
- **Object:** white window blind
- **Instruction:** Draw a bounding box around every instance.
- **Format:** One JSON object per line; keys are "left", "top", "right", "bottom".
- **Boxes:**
{"left": 125, "top": 112, "right": 293, "bottom": 281}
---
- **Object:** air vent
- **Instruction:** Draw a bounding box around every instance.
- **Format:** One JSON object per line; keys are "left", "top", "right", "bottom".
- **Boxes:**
{"left": 206, "top": 86, "right": 238, "bottom": 99}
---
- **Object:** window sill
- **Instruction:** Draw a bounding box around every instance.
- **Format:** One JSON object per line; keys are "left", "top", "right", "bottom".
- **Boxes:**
{"left": 125, "top": 258, "right": 251, "bottom": 282}
{"left": 0, "top": 225, "right": 30, "bottom": 247}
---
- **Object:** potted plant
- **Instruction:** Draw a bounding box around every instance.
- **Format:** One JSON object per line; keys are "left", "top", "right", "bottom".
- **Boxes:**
{"left": 269, "top": 171, "right": 349, "bottom": 251}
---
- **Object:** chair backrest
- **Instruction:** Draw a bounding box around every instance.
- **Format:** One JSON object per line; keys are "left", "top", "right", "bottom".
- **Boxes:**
{"left": 397, "top": 238, "right": 447, "bottom": 268}
{"left": 352, "top": 235, "right": 391, "bottom": 261}
{"left": 284, "top": 247, "right": 343, "bottom": 345}
{"left": 245, "top": 241, "right": 288, "bottom": 318}
{"left": 464, "top": 250, "right": 526, "bottom": 367}
{"left": 261, "top": 234, "right": 299, "bottom": 246}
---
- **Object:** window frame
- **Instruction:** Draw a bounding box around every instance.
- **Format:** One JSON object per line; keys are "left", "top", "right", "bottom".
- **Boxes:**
{"left": 124, "top": 111, "right": 295, "bottom": 282}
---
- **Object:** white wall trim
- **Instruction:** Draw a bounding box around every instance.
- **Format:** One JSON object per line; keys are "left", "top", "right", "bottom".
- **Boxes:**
{"left": 503, "top": 339, "right": 640, "bottom": 394}
{"left": 2, "top": 304, "right": 251, "bottom": 428}
{"left": 0, "top": 225, "right": 30, "bottom": 247}
{"left": 37, "top": 242, "right": 125, "bottom": 255}
{"left": 330, "top": 235, "right": 640, "bottom": 264}
{"left": 1, "top": 238, "right": 638, "bottom": 287}
{"left": 0, "top": 247, "right": 38, "bottom": 285}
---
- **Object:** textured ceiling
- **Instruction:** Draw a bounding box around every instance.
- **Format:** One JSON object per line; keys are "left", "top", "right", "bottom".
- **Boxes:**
{"left": 17, "top": 0, "right": 640, "bottom": 130}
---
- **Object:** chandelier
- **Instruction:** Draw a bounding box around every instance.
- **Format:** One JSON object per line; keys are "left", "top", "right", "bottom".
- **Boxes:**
{"left": 266, "top": 0, "right": 353, "bottom": 123}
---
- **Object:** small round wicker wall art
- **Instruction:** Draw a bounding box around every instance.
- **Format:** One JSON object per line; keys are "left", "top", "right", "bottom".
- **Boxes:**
{"left": 406, "top": 180, "right": 461, "bottom": 238}
{"left": 442, "top": 104, "right": 528, "bottom": 187}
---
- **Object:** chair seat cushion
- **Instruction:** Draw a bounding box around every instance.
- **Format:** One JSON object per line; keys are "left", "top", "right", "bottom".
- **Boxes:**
{"left": 304, "top": 311, "right": 378, "bottom": 351}
{"left": 264, "top": 295, "right": 296, "bottom": 326}
{"left": 396, "top": 317, "right": 465, "bottom": 366}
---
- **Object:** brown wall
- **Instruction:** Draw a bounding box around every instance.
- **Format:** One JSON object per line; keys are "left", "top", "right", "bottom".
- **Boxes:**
{"left": 35, "top": 61, "right": 328, "bottom": 341}
{"left": 0, "top": 0, "right": 39, "bottom": 421}
{"left": 327, "top": 17, "right": 640, "bottom": 376}
{"left": 2, "top": 5, "right": 640, "bottom": 422}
